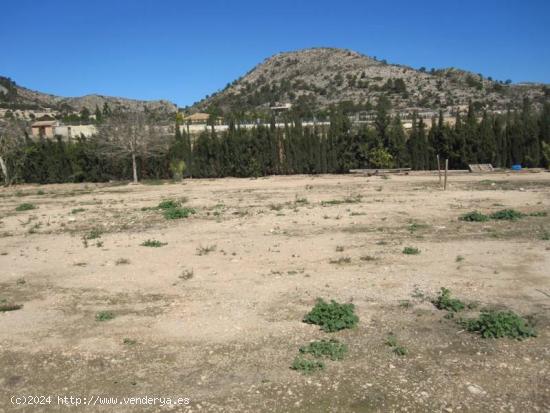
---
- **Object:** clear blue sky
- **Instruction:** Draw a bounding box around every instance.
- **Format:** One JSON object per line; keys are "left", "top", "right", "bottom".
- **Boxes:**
{"left": 1, "top": 0, "right": 549, "bottom": 107}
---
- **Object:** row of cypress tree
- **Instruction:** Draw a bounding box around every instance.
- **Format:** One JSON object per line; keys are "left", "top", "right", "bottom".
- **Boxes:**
{"left": 5, "top": 100, "right": 550, "bottom": 184}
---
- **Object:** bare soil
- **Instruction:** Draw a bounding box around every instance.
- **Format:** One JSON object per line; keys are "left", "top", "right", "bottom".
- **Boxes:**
{"left": 1, "top": 172, "right": 549, "bottom": 412}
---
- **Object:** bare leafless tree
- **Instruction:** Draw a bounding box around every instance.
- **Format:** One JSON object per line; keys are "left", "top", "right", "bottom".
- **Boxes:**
{"left": 0, "top": 118, "right": 26, "bottom": 186}
{"left": 98, "top": 112, "right": 169, "bottom": 183}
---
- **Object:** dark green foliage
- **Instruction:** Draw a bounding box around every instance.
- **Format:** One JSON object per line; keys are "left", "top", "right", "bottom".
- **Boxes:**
{"left": 433, "top": 288, "right": 465, "bottom": 312}
{"left": 402, "top": 246, "right": 420, "bottom": 255}
{"left": 163, "top": 207, "right": 195, "bottom": 219}
{"left": 3, "top": 102, "right": 549, "bottom": 184}
{"left": 15, "top": 203, "right": 37, "bottom": 211}
{"left": 290, "top": 357, "right": 325, "bottom": 374}
{"left": 464, "top": 310, "right": 536, "bottom": 339}
{"left": 529, "top": 211, "right": 547, "bottom": 217}
{"left": 71, "top": 208, "right": 85, "bottom": 214}
{"left": 459, "top": 211, "right": 490, "bottom": 222}
{"left": 95, "top": 310, "right": 115, "bottom": 321}
{"left": 299, "top": 339, "right": 348, "bottom": 360}
{"left": 141, "top": 239, "right": 167, "bottom": 247}
{"left": 490, "top": 209, "right": 526, "bottom": 220}
{"left": 158, "top": 199, "right": 181, "bottom": 210}
{"left": 303, "top": 298, "right": 359, "bottom": 332}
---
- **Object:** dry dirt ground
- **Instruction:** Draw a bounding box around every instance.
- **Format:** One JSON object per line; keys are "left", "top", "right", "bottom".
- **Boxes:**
{"left": 0, "top": 172, "right": 549, "bottom": 412}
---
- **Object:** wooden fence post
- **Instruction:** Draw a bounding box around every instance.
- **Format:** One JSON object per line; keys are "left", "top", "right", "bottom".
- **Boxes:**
{"left": 444, "top": 159, "right": 449, "bottom": 190}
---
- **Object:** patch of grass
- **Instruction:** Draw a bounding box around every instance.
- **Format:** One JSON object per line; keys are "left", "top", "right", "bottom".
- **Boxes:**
{"left": 541, "top": 229, "right": 550, "bottom": 241}
{"left": 15, "top": 203, "right": 37, "bottom": 212}
{"left": 402, "top": 246, "right": 420, "bottom": 255}
{"left": 463, "top": 310, "right": 536, "bottom": 339}
{"left": 335, "top": 245, "right": 345, "bottom": 252}
{"left": 459, "top": 211, "right": 490, "bottom": 222}
{"left": 490, "top": 209, "right": 525, "bottom": 221}
{"left": 115, "top": 258, "right": 130, "bottom": 265}
{"left": 123, "top": 338, "right": 137, "bottom": 345}
{"left": 360, "top": 255, "right": 376, "bottom": 261}
{"left": 299, "top": 339, "right": 348, "bottom": 361}
{"left": 0, "top": 303, "right": 23, "bottom": 312}
{"left": 433, "top": 287, "right": 465, "bottom": 312}
{"left": 141, "top": 239, "right": 167, "bottom": 247}
{"left": 71, "top": 208, "right": 86, "bottom": 214}
{"left": 269, "top": 203, "right": 284, "bottom": 211}
{"left": 385, "top": 333, "right": 408, "bottom": 356}
{"left": 456, "top": 255, "right": 465, "bottom": 262}
{"left": 163, "top": 207, "right": 195, "bottom": 220}
{"left": 196, "top": 244, "right": 216, "bottom": 256}
{"left": 295, "top": 197, "right": 309, "bottom": 205}
{"left": 291, "top": 357, "right": 325, "bottom": 374}
{"left": 329, "top": 256, "right": 352, "bottom": 265}
{"left": 95, "top": 311, "right": 115, "bottom": 321}
{"left": 529, "top": 211, "right": 548, "bottom": 217}
{"left": 303, "top": 298, "right": 359, "bottom": 332}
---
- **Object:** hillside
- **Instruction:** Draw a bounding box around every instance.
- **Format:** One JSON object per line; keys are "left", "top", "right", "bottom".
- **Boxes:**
{"left": 0, "top": 76, "right": 177, "bottom": 117}
{"left": 191, "top": 47, "right": 548, "bottom": 116}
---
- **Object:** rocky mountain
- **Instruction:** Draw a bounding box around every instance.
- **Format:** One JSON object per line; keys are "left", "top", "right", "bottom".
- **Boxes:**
{"left": 0, "top": 76, "right": 177, "bottom": 116}
{"left": 191, "top": 47, "right": 549, "bottom": 116}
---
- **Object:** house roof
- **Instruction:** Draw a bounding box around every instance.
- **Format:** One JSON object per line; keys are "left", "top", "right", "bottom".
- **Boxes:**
{"left": 31, "top": 120, "right": 57, "bottom": 127}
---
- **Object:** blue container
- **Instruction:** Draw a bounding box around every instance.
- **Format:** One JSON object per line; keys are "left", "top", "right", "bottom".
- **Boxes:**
{"left": 511, "top": 164, "right": 522, "bottom": 171}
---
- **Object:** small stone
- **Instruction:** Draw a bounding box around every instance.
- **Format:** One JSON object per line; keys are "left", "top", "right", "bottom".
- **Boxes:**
{"left": 467, "top": 384, "right": 486, "bottom": 395}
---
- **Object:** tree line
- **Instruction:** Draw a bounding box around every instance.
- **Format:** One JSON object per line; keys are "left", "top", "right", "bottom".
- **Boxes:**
{"left": 0, "top": 99, "right": 549, "bottom": 185}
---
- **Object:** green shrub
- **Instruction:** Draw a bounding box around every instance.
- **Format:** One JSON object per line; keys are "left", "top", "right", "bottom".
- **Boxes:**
{"left": 158, "top": 199, "right": 181, "bottom": 210}
{"left": 95, "top": 311, "right": 115, "bottom": 321}
{"left": 402, "top": 246, "right": 420, "bottom": 255}
{"left": 141, "top": 239, "right": 167, "bottom": 247}
{"left": 163, "top": 207, "right": 195, "bottom": 220}
{"left": 71, "top": 208, "right": 86, "bottom": 214}
{"left": 459, "top": 211, "right": 489, "bottom": 222}
{"left": 15, "top": 203, "right": 37, "bottom": 211}
{"left": 529, "top": 211, "right": 547, "bottom": 217}
{"left": 303, "top": 299, "right": 359, "bottom": 332}
{"left": 290, "top": 357, "right": 325, "bottom": 374}
{"left": 433, "top": 287, "right": 465, "bottom": 312}
{"left": 490, "top": 209, "right": 525, "bottom": 221}
{"left": 464, "top": 310, "right": 536, "bottom": 339}
{"left": 299, "top": 339, "right": 348, "bottom": 360}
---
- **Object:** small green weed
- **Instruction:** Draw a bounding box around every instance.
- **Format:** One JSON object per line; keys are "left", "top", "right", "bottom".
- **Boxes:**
{"left": 463, "top": 310, "right": 536, "bottom": 339}
{"left": 299, "top": 339, "right": 348, "bottom": 361}
{"left": 71, "top": 208, "right": 86, "bottom": 214}
{"left": 490, "top": 209, "right": 525, "bottom": 221}
{"left": 459, "top": 211, "right": 490, "bottom": 222}
{"left": 95, "top": 311, "right": 115, "bottom": 321}
{"left": 303, "top": 298, "right": 359, "bottom": 332}
{"left": 402, "top": 246, "right": 420, "bottom": 255}
{"left": 141, "top": 239, "right": 167, "bottom": 247}
{"left": 385, "top": 333, "right": 407, "bottom": 356}
{"left": 158, "top": 199, "right": 181, "bottom": 210}
{"left": 15, "top": 203, "right": 37, "bottom": 212}
{"left": 291, "top": 357, "right": 325, "bottom": 374}
{"left": 123, "top": 338, "right": 137, "bottom": 345}
{"left": 529, "top": 211, "right": 547, "bottom": 217}
{"left": 433, "top": 287, "right": 465, "bottom": 312}
{"left": 163, "top": 207, "right": 195, "bottom": 220}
